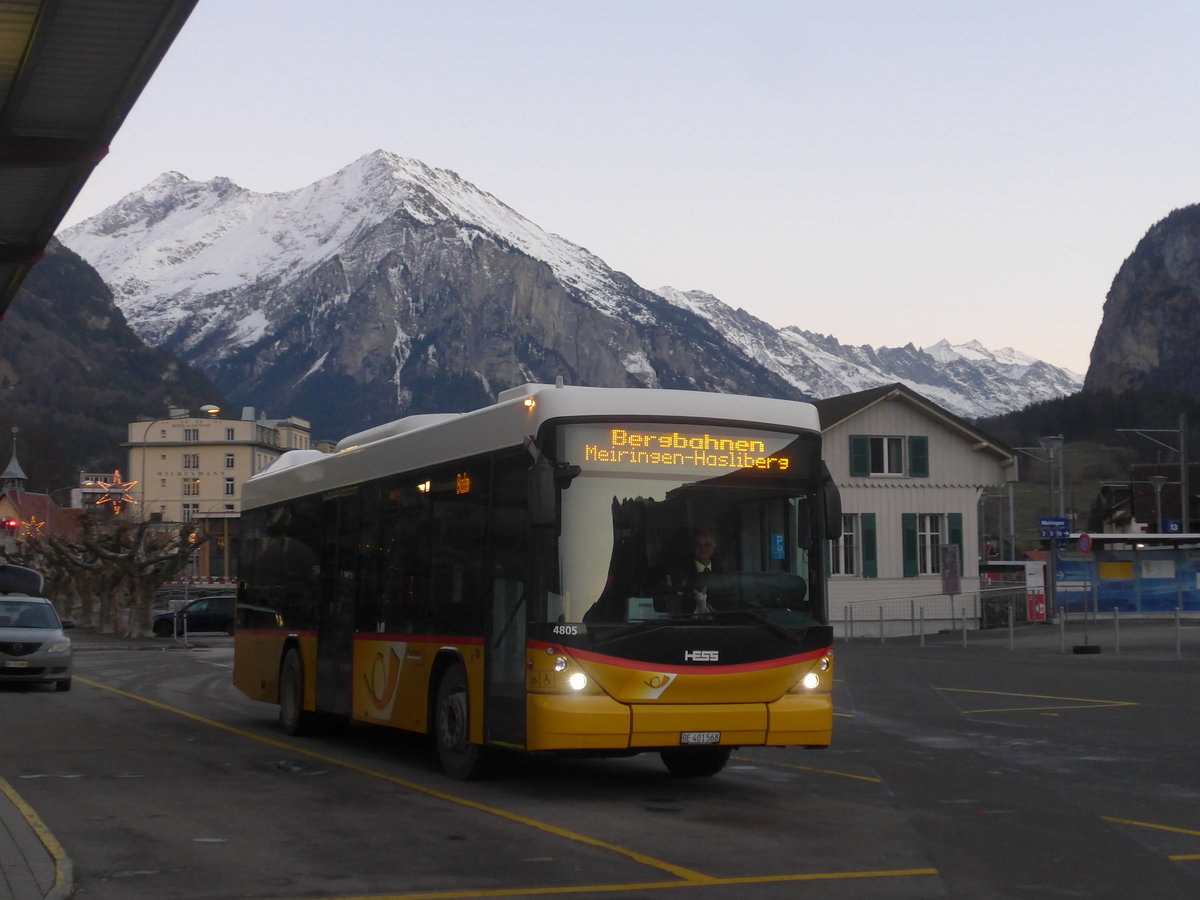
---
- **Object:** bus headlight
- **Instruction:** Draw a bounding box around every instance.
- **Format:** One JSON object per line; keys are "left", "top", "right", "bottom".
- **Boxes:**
{"left": 553, "top": 656, "right": 569, "bottom": 673}
{"left": 819, "top": 656, "right": 831, "bottom": 672}
{"left": 567, "top": 672, "right": 588, "bottom": 691}
{"left": 801, "top": 672, "right": 820, "bottom": 690}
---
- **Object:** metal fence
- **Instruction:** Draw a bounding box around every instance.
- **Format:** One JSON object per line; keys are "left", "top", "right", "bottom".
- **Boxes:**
{"left": 839, "top": 586, "right": 1028, "bottom": 641}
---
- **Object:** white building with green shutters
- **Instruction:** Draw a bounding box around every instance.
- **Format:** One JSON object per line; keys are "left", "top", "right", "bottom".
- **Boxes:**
{"left": 814, "top": 384, "right": 1018, "bottom": 634}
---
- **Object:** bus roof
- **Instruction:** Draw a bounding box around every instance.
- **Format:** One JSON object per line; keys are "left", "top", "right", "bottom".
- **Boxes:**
{"left": 243, "top": 383, "right": 823, "bottom": 511}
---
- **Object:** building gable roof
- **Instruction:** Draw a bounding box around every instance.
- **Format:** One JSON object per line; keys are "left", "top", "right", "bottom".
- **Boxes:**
{"left": 0, "top": 488, "right": 83, "bottom": 538}
{"left": 813, "top": 382, "right": 1015, "bottom": 463}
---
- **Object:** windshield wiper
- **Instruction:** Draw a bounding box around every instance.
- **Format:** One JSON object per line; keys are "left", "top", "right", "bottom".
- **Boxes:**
{"left": 587, "top": 616, "right": 694, "bottom": 645}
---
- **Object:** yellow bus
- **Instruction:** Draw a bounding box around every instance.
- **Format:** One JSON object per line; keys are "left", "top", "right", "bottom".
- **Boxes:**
{"left": 233, "top": 382, "right": 841, "bottom": 778}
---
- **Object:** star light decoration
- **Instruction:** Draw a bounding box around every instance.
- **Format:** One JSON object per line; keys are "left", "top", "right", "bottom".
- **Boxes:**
{"left": 20, "top": 515, "right": 45, "bottom": 538}
{"left": 96, "top": 470, "right": 139, "bottom": 516}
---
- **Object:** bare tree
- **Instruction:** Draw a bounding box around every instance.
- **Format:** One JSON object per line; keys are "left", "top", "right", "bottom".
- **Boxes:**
{"left": 7, "top": 518, "right": 208, "bottom": 636}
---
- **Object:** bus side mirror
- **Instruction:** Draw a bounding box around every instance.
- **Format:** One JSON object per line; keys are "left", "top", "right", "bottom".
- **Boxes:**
{"left": 822, "top": 462, "right": 842, "bottom": 541}
{"left": 528, "top": 457, "right": 558, "bottom": 529}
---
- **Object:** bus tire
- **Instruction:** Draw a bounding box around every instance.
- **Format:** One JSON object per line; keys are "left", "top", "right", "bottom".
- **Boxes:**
{"left": 435, "top": 662, "right": 485, "bottom": 780}
{"left": 660, "top": 747, "right": 732, "bottom": 777}
{"left": 279, "top": 648, "right": 315, "bottom": 736}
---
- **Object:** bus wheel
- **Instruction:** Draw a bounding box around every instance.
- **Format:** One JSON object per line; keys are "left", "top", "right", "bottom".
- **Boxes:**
{"left": 660, "top": 747, "right": 732, "bottom": 777}
{"left": 279, "top": 648, "right": 314, "bottom": 736}
{"left": 435, "top": 663, "right": 485, "bottom": 779}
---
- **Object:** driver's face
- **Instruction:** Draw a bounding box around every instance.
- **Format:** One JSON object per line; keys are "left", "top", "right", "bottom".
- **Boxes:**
{"left": 693, "top": 535, "right": 715, "bottom": 563}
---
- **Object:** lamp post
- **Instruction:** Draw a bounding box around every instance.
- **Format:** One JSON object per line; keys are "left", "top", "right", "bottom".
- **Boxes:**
{"left": 134, "top": 405, "right": 221, "bottom": 523}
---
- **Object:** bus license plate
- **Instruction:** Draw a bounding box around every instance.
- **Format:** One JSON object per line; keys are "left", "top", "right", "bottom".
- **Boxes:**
{"left": 680, "top": 731, "right": 720, "bottom": 745}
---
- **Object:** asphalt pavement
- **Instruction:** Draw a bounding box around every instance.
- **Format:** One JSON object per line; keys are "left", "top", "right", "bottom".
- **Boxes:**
{"left": 2, "top": 619, "right": 1195, "bottom": 900}
{"left": 1, "top": 630, "right": 228, "bottom": 900}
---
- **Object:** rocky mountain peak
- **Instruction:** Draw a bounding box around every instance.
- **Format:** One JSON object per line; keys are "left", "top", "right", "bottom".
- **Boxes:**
{"left": 1085, "top": 204, "right": 1200, "bottom": 396}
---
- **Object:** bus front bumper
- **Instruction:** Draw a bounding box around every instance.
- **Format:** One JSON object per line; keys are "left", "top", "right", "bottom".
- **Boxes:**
{"left": 526, "top": 691, "right": 832, "bottom": 751}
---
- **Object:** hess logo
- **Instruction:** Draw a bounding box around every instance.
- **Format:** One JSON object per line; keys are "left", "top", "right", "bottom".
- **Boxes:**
{"left": 684, "top": 650, "right": 719, "bottom": 662}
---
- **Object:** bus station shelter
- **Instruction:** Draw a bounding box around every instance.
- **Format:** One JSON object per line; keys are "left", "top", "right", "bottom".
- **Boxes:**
{"left": 1052, "top": 533, "right": 1200, "bottom": 615}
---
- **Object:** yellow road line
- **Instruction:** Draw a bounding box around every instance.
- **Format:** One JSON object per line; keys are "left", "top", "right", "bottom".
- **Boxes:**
{"left": 77, "top": 676, "right": 707, "bottom": 882}
{"left": 1102, "top": 816, "right": 1200, "bottom": 838}
{"left": 323, "top": 868, "right": 939, "bottom": 899}
{"left": 731, "top": 754, "right": 882, "bottom": 784}
{"left": 76, "top": 675, "right": 934, "bottom": 896}
{"left": 0, "top": 775, "right": 72, "bottom": 896}
{"left": 935, "top": 687, "right": 1136, "bottom": 715}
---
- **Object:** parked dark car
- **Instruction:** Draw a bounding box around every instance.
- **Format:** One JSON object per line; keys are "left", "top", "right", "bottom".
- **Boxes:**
{"left": 152, "top": 594, "right": 236, "bottom": 637}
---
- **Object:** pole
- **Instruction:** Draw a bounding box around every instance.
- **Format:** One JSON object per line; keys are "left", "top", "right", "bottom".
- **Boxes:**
{"left": 961, "top": 606, "right": 967, "bottom": 648}
{"left": 1008, "top": 603, "right": 1014, "bottom": 651}
{"left": 1114, "top": 607, "right": 1120, "bottom": 655}
{"left": 1057, "top": 442, "right": 1065, "bottom": 519}
{"left": 920, "top": 607, "right": 925, "bottom": 647}
{"left": 879, "top": 606, "right": 885, "bottom": 645}
{"left": 1177, "top": 606, "right": 1183, "bottom": 659}
{"left": 1059, "top": 606, "right": 1066, "bottom": 653}
{"left": 1181, "top": 413, "right": 1189, "bottom": 533}
{"left": 1007, "top": 481, "right": 1016, "bottom": 560}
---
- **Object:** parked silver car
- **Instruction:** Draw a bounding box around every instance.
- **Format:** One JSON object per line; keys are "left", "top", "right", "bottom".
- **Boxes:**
{"left": 0, "top": 596, "right": 74, "bottom": 692}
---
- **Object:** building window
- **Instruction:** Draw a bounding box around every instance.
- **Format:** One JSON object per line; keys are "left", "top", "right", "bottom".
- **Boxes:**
{"left": 902, "top": 512, "right": 962, "bottom": 577}
{"left": 224, "top": 504, "right": 234, "bottom": 512}
{"left": 224, "top": 477, "right": 235, "bottom": 496}
{"left": 831, "top": 514, "right": 858, "bottom": 575}
{"left": 182, "top": 503, "right": 199, "bottom": 523}
{"left": 832, "top": 513, "right": 877, "bottom": 577}
{"left": 871, "top": 437, "right": 904, "bottom": 474}
{"left": 224, "top": 453, "right": 235, "bottom": 468}
{"left": 182, "top": 478, "right": 200, "bottom": 497}
{"left": 918, "top": 514, "right": 942, "bottom": 574}
{"left": 226, "top": 428, "right": 235, "bottom": 441}
{"left": 849, "top": 435, "right": 929, "bottom": 478}
{"left": 184, "top": 428, "right": 199, "bottom": 442}
{"left": 182, "top": 453, "right": 200, "bottom": 469}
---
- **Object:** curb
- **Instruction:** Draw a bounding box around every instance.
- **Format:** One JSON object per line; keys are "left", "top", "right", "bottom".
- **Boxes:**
{"left": 0, "top": 777, "right": 73, "bottom": 900}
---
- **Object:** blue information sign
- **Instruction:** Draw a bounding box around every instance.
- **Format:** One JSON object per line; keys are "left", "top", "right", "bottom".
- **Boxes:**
{"left": 1039, "top": 517, "right": 1070, "bottom": 539}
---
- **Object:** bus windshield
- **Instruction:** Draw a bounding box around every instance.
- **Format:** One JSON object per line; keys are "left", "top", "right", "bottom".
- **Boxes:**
{"left": 551, "top": 423, "right": 824, "bottom": 630}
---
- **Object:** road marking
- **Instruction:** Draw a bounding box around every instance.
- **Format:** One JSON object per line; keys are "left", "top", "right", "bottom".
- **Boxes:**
{"left": 1101, "top": 815, "right": 1200, "bottom": 838}
{"left": 731, "top": 754, "right": 882, "bottom": 783}
{"left": 934, "top": 687, "right": 1136, "bottom": 715}
{"left": 75, "top": 675, "right": 935, "bottom": 895}
{"left": 1102, "top": 816, "right": 1200, "bottom": 863}
{"left": 0, "top": 775, "right": 73, "bottom": 897}
{"left": 319, "top": 867, "right": 940, "bottom": 899}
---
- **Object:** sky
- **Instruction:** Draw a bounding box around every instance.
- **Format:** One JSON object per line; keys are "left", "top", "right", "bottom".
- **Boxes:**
{"left": 60, "top": 0, "right": 1200, "bottom": 375}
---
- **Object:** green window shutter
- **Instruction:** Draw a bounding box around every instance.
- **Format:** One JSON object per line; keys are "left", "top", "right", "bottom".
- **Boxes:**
{"left": 908, "top": 436, "right": 929, "bottom": 478}
{"left": 850, "top": 435, "right": 870, "bottom": 477}
{"left": 902, "top": 513, "right": 918, "bottom": 577}
{"left": 861, "top": 513, "right": 877, "bottom": 578}
{"left": 948, "top": 512, "right": 963, "bottom": 557}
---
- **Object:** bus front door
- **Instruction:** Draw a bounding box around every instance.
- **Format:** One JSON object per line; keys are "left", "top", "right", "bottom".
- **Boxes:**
{"left": 486, "top": 576, "right": 527, "bottom": 747}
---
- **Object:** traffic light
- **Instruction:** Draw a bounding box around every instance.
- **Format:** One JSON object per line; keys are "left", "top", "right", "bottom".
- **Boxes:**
{"left": 2, "top": 518, "right": 18, "bottom": 533}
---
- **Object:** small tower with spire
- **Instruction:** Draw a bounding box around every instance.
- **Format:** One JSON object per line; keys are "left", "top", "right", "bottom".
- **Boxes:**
{"left": 1, "top": 426, "right": 28, "bottom": 493}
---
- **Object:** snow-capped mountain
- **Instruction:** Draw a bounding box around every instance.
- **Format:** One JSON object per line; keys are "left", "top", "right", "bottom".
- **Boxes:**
{"left": 59, "top": 150, "right": 1082, "bottom": 437}
{"left": 654, "top": 287, "right": 1082, "bottom": 417}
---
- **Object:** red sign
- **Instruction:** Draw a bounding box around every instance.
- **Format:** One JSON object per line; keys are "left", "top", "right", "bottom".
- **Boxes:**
{"left": 1027, "top": 590, "right": 1047, "bottom": 622}
{"left": 1078, "top": 533, "right": 1092, "bottom": 554}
